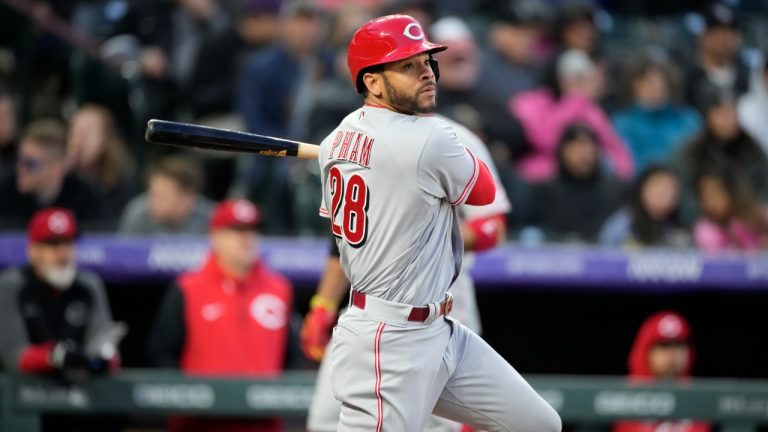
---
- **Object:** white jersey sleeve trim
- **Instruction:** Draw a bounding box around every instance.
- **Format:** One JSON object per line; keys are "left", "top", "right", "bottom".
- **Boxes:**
{"left": 449, "top": 148, "right": 480, "bottom": 206}
{"left": 318, "top": 206, "right": 330, "bottom": 218}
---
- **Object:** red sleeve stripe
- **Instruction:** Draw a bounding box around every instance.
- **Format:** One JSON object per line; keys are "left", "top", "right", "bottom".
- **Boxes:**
{"left": 319, "top": 207, "right": 329, "bottom": 215}
{"left": 449, "top": 149, "right": 480, "bottom": 206}
{"left": 374, "top": 322, "right": 386, "bottom": 432}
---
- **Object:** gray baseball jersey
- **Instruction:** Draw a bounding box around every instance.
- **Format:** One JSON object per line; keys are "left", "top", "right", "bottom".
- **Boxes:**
{"left": 317, "top": 107, "right": 559, "bottom": 432}
{"left": 307, "top": 116, "right": 511, "bottom": 432}
{"left": 318, "top": 106, "right": 480, "bottom": 306}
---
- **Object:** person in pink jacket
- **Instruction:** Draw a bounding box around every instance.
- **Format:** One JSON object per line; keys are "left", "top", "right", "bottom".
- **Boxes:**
{"left": 694, "top": 170, "right": 768, "bottom": 252}
{"left": 511, "top": 49, "right": 634, "bottom": 183}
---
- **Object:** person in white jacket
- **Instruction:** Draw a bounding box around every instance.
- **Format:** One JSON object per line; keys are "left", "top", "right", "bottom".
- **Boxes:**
{"left": 737, "top": 54, "right": 768, "bottom": 154}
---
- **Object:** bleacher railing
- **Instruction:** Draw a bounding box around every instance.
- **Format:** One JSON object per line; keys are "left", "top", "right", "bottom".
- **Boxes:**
{"left": 1, "top": 372, "right": 767, "bottom": 432}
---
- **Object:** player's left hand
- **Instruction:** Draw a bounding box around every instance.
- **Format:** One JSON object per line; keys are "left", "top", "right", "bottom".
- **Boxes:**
{"left": 300, "top": 298, "right": 338, "bottom": 362}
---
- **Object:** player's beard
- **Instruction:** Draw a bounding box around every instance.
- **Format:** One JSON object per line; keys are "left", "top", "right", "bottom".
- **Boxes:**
{"left": 382, "top": 76, "right": 436, "bottom": 115}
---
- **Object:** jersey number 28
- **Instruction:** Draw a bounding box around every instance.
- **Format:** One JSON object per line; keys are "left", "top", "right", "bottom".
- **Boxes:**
{"left": 329, "top": 166, "right": 369, "bottom": 247}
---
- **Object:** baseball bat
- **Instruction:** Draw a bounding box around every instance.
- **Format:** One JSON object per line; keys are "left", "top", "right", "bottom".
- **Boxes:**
{"left": 144, "top": 119, "right": 319, "bottom": 159}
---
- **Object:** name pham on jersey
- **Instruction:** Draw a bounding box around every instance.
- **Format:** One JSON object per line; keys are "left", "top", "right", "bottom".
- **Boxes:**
{"left": 327, "top": 130, "right": 374, "bottom": 168}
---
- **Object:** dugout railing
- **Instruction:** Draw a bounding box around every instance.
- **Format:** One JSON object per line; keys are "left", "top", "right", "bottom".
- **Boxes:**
{"left": 1, "top": 371, "right": 767, "bottom": 432}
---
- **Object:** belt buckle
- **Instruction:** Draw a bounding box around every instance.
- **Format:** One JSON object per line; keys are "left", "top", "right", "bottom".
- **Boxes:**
{"left": 424, "top": 293, "right": 453, "bottom": 324}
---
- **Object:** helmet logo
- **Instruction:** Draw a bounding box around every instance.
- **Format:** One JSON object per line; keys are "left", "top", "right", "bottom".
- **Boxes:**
{"left": 403, "top": 23, "right": 425, "bottom": 41}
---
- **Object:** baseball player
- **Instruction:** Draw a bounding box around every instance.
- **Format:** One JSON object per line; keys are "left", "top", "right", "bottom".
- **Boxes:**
{"left": 303, "top": 115, "right": 512, "bottom": 432}
{"left": 315, "top": 14, "right": 561, "bottom": 432}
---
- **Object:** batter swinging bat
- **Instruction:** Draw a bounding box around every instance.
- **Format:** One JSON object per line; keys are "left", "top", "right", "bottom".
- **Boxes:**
{"left": 145, "top": 119, "right": 320, "bottom": 159}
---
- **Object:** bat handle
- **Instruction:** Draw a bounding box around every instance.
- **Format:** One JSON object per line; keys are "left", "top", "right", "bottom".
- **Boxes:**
{"left": 298, "top": 143, "right": 320, "bottom": 160}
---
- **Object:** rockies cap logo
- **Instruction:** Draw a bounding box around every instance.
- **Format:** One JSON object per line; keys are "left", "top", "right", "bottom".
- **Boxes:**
{"left": 403, "top": 23, "right": 425, "bottom": 41}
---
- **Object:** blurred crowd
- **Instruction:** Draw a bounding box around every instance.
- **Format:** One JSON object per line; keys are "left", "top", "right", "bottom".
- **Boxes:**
{"left": 0, "top": 0, "right": 767, "bottom": 252}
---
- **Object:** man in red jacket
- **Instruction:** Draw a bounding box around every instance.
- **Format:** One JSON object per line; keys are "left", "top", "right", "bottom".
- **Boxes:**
{"left": 614, "top": 311, "right": 710, "bottom": 432}
{"left": 148, "top": 198, "right": 293, "bottom": 432}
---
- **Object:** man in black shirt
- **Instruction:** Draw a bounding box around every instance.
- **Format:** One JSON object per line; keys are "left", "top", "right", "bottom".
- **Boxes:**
{"left": 681, "top": 2, "right": 750, "bottom": 113}
{"left": 0, "top": 207, "right": 121, "bottom": 380}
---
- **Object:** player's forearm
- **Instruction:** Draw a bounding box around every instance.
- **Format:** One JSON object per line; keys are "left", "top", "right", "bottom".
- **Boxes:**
{"left": 461, "top": 214, "right": 507, "bottom": 252}
{"left": 313, "top": 257, "right": 350, "bottom": 310}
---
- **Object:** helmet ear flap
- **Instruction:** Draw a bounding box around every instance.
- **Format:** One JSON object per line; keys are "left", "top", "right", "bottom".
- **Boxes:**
{"left": 429, "top": 56, "right": 440, "bottom": 82}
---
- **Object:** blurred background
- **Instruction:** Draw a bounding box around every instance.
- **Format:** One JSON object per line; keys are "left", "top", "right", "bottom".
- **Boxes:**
{"left": 0, "top": 0, "right": 768, "bottom": 431}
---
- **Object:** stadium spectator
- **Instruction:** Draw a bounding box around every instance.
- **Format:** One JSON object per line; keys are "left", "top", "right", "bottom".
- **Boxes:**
{"left": 681, "top": 2, "right": 750, "bottom": 113}
{"left": 292, "top": 4, "right": 372, "bottom": 144}
{"left": 108, "top": 0, "right": 229, "bottom": 118}
{"left": 0, "top": 86, "right": 17, "bottom": 176}
{"left": 147, "top": 199, "right": 294, "bottom": 432}
{"left": 238, "top": 0, "right": 329, "bottom": 145}
{"left": 737, "top": 53, "right": 768, "bottom": 154}
{"left": 237, "top": 1, "right": 330, "bottom": 234}
{"left": 0, "top": 208, "right": 121, "bottom": 378}
{"left": 614, "top": 311, "right": 710, "bottom": 432}
{"left": 530, "top": 123, "right": 624, "bottom": 242}
{"left": 186, "top": 0, "right": 282, "bottom": 122}
{"left": 693, "top": 170, "right": 768, "bottom": 252}
{"left": 511, "top": 49, "right": 634, "bottom": 183}
{"left": 170, "top": 0, "right": 231, "bottom": 87}
{"left": 117, "top": 155, "right": 214, "bottom": 235}
{"left": 66, "top": 104, "right": 137, "bottom": 226}
{"left": 599, "top": 165, "right": 690, "bottom": 248}
{"left": 182, "top": 0, "right": 288, "bottom": 204}
{"left": 428, "top": 16, "right": 530, "bottom": 164}
{"left": 612, "top": 54, "right": 702, "bottom": 174}
{"left": 537, "top": 1, "right": 612, "bottom": 106}
{"left": 0, "top": 118, "right": 104, "bottom": 230}
{"left": 429, "top": 16, "right": 486, "bottom": 124}
{"left": 675, "top": 86, "right": 768, "bottom": 224}
{"left": 106, "top": 1, "right": 179, "bottom": 126}
{"left": 552, "top": 1, "right": 599, "bottom": 58}
{"left": 481, "top": 2, "right": 544, "bottom": 104}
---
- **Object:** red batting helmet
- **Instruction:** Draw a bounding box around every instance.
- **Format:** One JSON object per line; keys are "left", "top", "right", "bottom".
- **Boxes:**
{"left": 347, "top": 14, "right": 447, "bottom": 94}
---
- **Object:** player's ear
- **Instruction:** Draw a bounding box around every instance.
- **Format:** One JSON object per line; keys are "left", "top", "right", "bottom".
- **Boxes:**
{"left": 362, "top": 72, "right": 383, "bottom": 98}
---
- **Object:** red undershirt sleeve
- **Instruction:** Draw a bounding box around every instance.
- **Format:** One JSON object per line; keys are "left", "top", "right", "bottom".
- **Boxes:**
{"left": 464, "top": 159, "right": 496, "bottom": 206}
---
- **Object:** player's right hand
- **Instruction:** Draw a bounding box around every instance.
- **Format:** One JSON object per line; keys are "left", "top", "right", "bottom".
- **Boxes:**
{"left": 300, "top": 297, "right": 338, "bottom": 362}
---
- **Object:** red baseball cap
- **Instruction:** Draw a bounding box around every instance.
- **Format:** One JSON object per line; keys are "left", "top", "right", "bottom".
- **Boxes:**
{"left": 27, "top": 207, "right": 78, "bottom": 243}
{"left": 210, "top": 199, "right": 261, "bottom": 230}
